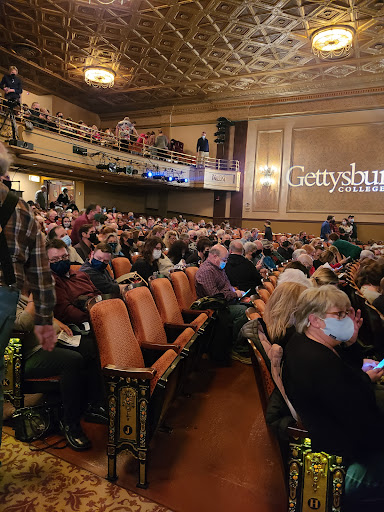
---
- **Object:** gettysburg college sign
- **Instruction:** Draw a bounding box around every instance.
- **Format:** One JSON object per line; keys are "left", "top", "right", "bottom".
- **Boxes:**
{"left": 287, "top": 163, "right": 384, "bottom": 194}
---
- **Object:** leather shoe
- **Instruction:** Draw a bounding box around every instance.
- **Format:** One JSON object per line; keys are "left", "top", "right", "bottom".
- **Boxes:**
{"left": 83, "top": 405, "right": 108, "bottom": 425}
{"left": 60, "top": 421, "right": 92, "bottom": 451}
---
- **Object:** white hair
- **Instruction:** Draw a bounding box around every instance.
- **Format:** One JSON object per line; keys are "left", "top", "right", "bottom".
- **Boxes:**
{"left": 277, "top": 269, "right": 312, "bottom": 289}
{"left": 360, "top": 250, "right": 375, "bottom": 260}
{"left": 292, "top": 248, "right": 306, "bottom": 261}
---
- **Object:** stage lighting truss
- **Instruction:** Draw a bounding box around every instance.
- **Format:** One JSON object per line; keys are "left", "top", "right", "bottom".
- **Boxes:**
{"left": 141, "top": 168, "right": 189, "bottom": 184}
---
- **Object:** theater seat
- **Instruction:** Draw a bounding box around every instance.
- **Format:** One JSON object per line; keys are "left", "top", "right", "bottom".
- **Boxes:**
{"left": 89, "top": 298, "right": 182, "bottom": 486}
{"left": 262, "top": 280, "right": 275, "bottom": 295}
{"left": 130, "top": 252, "right": 140, "bottom": 264}
{"left": 170, "top": 271, "right": 214, "bottom": 318}
{"left": 257, "top": 287, "right": 271, "bottom": 304}
{"left": 185, "top": 266, "right": 198, "bottom": 301}
{"left": 111, "top": 257, "right": 132, "bottom": 279}
{"left": 150, "top": 277, "right": 208, "bottom": 332}
{"left": 124, "top": 286, "right": 197, "bottom": 355}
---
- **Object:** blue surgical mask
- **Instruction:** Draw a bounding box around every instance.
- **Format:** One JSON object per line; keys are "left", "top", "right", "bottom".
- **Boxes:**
{"left": 50, "top": 259, "right": 70, "bottom": 277}
{"left": 91, "top": 258, "right": 108, "bottom": 271}
{"left": 321, "top": 316, "right": 354, "bottom": 342}
{"left": 62, "top": 234, "right": 72, "bottom": 247}
{"left": 219, "top": 261, "right": 226, "bottom": 270}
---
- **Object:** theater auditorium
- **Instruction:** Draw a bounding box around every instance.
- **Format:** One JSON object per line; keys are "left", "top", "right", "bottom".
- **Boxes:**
{"left": 1, "top": 1, "right": 384, "bottom": 511}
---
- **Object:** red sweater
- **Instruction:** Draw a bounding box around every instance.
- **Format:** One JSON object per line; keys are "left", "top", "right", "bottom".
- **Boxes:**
{"left": 70, "top": 212, "right": 91, "bottom": 245}
{"left": 53, "top": 270, "right": 99, "bottom": 325}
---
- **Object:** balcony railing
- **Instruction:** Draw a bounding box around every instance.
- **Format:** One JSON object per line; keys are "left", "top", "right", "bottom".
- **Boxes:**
{"left": 0, "top": 98, "right": 239, "bottom": 172}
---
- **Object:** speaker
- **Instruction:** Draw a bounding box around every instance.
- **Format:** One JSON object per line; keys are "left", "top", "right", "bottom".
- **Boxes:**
{"left": 8, "top": 139, "right": 34, "bottom": 150}
{"left": 73, "top": 145, "right": 87, "bottom": 156}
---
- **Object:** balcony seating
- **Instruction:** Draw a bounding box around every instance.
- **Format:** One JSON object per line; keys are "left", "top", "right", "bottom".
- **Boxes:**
{"left": 185, "top": 266, "right": 198, "bottom": 302}
{"left": 89, "top": 298, "right": 183, "bottom": 486}
{"left": 149, "top": 277, "right": 208, "bottom": 332}
{"left": 124, "top": 286, "right": 197, "bottom": 356}
{"left": 111, "top": 257, "right": 132, "bottom": 282}
{"left": 247, "top": 321, "right": 345, "bottom": 512}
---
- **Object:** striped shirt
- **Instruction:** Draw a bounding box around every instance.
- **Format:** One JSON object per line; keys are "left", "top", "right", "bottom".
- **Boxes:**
{"left": 0, "top": 183, "right": 55, "bottom": 325}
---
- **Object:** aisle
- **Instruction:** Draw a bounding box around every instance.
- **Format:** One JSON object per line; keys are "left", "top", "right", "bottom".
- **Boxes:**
{"left": 4, "top": 361, "right": 287, "bottom": 512}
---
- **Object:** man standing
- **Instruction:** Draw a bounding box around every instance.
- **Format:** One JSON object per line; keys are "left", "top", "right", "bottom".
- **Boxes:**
{"left": 70, "top": 203, "right": 101, "bottom": 245}
{"left": 264, "top": 220, "right": 273, "bottom": 241}
{"left": 195, "top": 244, "right": 249, "bottom": 364}
{"left": 154, "top": 130, "right": 169, "bottom": 159}
{"left": 0, "top": 142, "right": 56, "bottom": 446}
{"left": 35, "top": 185, "right": 47, "bottom": 210}
{"left": 57, "top": 188, "right": 70, "bottom": 206}
{"left": 320, "top": 215, "right": 334, "bottom": 240}
{"left": 348, "top": 215, "right": 358, "bottom": 241}
{"left": 196, "top": 131, "right": 209, "bottom": 165}
{"left": 0, "top": 66, "right": 22, "bottom": 105}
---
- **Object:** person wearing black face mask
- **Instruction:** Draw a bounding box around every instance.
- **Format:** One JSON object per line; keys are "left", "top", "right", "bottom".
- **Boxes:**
{"left": 277, "top": 236, "right": 293, "bottom": 261}
{"left": 80, "top": 242, "right": 124, "bottom": 296}
{"left": 0, "top": 173, "right": 12, "bottom": 190}
{"left": 74, "top": 224, "right": 98, "bottom": 262}
{"left": 119, "top": 232, "right": 134, "bottom": 261}
{"left": 225, "top": 240, "right": 262, "bottom": 294}
{"left": 46, "top": 239, "right": 108, "bottom": 451}
{"left": 185, "top": 236, "right": 214, "bottom": 266}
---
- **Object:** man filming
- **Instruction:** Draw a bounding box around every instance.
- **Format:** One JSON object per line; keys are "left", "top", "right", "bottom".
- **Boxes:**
{"left": 0, "top": 66, "right": 22, "bottom": 106}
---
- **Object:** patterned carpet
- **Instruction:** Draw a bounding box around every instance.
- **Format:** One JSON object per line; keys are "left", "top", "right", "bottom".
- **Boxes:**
{"left": 0, "top": 433, "right": 171, "bottom": 512}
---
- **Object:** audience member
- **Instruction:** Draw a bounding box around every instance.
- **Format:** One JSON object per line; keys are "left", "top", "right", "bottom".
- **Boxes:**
{"left": 47, "top": 225, "right": 83, "bottom": 264}
{"left": 277, "top": 236, "right": 293, "bottom": 261}
{"left": 80, "top": 242, "right": 124, "bottom": 296}
{"left": 264, "top": 220, "right": 273, "bottom": 241}
{"left": 225, "top": 240, "right": 262, "bottom": 294}
{"left": 70, "top": 203, "right": 101, "bottom": 245}
{"left": 35, "top": 185, "right": 47, "bottom": 209}
{"left": 311, "top": 266, "right": 339, "bottom": 287}
{"left": 74, "top": 224, "right": 98, "bottom": 261}
{"left": 320, "top": 215, "right": 334, "bottom": 240}
{"left": 329, "top": 233, "right": 362, "bottom": 260}
{"left": 131, "top": 236, "right": 163, "bottom": 282}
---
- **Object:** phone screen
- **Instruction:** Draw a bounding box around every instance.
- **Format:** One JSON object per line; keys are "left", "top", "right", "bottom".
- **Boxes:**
{"left": 242, "top": 289, "right": 251, "bottom": 298}
{"left": 375, "top": 359, "right": 384, "bottom": 369}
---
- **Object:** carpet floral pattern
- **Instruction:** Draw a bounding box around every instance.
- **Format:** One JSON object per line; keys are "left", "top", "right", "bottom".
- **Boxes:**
{"left": 0, "top": 433, "right": 170, "bottom": 512}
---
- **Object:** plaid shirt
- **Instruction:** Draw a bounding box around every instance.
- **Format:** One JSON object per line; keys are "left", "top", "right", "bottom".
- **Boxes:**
{"left": 0, "top": 183, "right": 55, "bottom": 325}
{"left": 195, "top": 260, "right": 237, "bottom": 301}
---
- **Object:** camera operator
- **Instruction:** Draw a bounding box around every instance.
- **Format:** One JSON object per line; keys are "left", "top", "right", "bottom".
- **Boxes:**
{"left": 0, "top": 66, "right": 22, "bottom": 107}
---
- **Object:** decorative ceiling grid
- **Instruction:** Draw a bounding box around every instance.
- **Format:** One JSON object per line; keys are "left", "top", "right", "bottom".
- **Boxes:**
{"left": 1, "top": 0, "right": 384, "bottom": 113}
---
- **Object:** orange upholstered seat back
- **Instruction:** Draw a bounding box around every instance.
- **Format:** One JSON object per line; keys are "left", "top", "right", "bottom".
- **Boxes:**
{"left": 112, "top": 257, "right": 132, "bottom": 278}
{"left": 185, "top": 267, "right": 198, "bottom": 301}
{"left": 124, "top": 286, "right": 168, "bottom": 345}
{"left": 263, "top": 281, "right": 275, "bottom": 295}
{"left": 89, "top": 298, "right": 144, "bottom": 369}
{"left": 170, "top": 271, "right": 195, "bottom": 309}
{"left": 150, "top": 278, "right": 184, "bottom": 325}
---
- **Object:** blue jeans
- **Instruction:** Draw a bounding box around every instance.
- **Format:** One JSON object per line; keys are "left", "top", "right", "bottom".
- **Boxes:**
{"left": 0, "top": 287, "right": 19, "bottom": 444}
{"left": 344, "top": 453, "right": 384, "bottom": 510}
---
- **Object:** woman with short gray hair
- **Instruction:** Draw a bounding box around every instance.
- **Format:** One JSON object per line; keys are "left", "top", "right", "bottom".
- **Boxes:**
{"left": 283, "top": 285, "right": 384, "bottom": 508}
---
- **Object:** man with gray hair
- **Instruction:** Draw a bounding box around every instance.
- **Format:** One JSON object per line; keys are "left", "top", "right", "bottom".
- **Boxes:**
{"left": 0, "top": 142, "right": 56, "bottom": 447}
{"left": 195, "top": 244, "right": 250, "bottom": 364}
{"left": 35, "top": 184, "right": 47, "bottom": 210}
{"left": 292, "top": 248, "right": 306, "bottom": 261}
{"left": 225, "top": 240, "right": 262, "bottom": 294}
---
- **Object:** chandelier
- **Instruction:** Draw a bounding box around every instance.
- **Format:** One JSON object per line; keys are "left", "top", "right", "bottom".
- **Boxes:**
{"left": 311, "top": 25, "right": 355, "bottom": 60}
{"left": 84, "top": 66, "right": 115, "bottom": 88}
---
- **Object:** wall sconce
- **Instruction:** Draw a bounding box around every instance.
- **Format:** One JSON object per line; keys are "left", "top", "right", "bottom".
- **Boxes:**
{"left": 259, "top": 165, "right": 276, "bottom": 187}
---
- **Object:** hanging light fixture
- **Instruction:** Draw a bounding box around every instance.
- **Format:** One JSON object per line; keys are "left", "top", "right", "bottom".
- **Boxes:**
{"left": 311, "top": 25, "right": 355, "bottom": 60}
{"left": 84, "top": 66, "right": 116, "bottom": 88}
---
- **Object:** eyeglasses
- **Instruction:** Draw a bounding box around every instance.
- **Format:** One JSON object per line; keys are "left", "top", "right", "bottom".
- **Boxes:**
{"left": 325, "top": 310, "right": 349, "bottom": 320}
{"left": 49, "top": 254, "right": 69, "bottom": 264}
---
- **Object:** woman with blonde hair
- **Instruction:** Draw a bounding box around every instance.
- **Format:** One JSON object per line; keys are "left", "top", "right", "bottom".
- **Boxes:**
{"left": 311, "top": 266, "right": 339, "bottom": 287}
{"left": 263, "top": 282, "right": 306, "bottom": 347}
{"left": 163, "top": 230, "right": 178, "bottom": 249}
{"left": 282, "top": 285, "right": 384, "bottom": 509}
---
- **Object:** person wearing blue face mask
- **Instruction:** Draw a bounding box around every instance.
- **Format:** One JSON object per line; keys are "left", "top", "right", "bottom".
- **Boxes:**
{"left": 283, "top": 285, "right": 384, "bottom": 510}
{"left": 47, "top": 225, "right": 84, "bottom": 264}
{"left": 195, "top": 244, "right": 250, "bottom": 364}
{"left": 80, "top": 242, "right": 125, "bottom": 296}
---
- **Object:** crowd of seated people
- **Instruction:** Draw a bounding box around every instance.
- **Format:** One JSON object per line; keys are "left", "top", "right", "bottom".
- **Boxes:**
{"left": 9, "top": 192, "right": 384, "bottom": 508}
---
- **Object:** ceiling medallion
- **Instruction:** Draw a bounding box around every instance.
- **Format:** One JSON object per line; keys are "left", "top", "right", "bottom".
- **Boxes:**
{"left": 89, "top": 0, "right": 124, "bottom": 4}
{"left": 84, "top": 66, "right": 115, "bottom": 88}
{"left": 311, "top": 25, "right": 355, "bottom": 60}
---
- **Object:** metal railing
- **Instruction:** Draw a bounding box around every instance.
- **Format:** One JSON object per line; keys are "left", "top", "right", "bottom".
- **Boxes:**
{"left": 0, "top": 98, "right": 239, "bottom": 171}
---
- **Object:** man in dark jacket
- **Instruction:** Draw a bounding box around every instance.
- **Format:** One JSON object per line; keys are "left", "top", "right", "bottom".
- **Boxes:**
{"left": 74, "top": 224, "right": 98, "bottom": 262}
{"left": 264, "top": 220, "right": 273, "bottom": 241}
{"left": 0, "top": 66, "right": 22, "bottom": 104}
{"left": 277, "top": 236, "right": 293, "bottom": 261}
{"left": 196, "top": 131, "right": 209, "bottom": 165}
{"left": 80, "top": 242, "right": 124, "bottom": 296}
{"left": 225, "top": 240, "right": 262, "bottom": 295}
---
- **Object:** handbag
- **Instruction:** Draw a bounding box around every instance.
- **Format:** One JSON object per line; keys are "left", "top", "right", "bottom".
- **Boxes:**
{"left": 12, "top": 402, "right": 63, "bottom": 443}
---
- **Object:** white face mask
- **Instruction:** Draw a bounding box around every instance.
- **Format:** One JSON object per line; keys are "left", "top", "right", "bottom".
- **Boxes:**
{"left": 202, "top": 135, "right": 206, "bottom": 139}
{"left": 152, "top": 249, "right": 162, "bottom": 260}
{"left": 321, "top": 316, "right": 354, "bottom": 342}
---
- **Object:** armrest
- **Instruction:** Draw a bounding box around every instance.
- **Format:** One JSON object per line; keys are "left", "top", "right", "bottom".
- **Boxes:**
{"left": 141, "top": 342, "right": 180, "bottom": 353}
{"left": 287, "top": 424, "right": 309, "bottom": 438}
{"left": 103, "top": 364, "right": 156, "bottom": 380}
{"left": 164, "top": 322, "right": 188, "bottom": 332}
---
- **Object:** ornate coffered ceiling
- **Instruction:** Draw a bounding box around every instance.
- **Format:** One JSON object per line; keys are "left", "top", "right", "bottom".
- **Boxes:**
{"left": 1, "top": 0, "right": 384, "bottom": 115}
